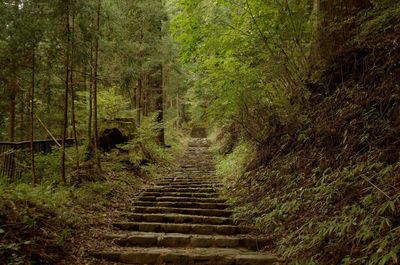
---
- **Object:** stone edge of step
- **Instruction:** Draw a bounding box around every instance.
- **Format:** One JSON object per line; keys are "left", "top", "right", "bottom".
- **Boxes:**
{"left": 88, "top": 249, "right": 280, "bottom": 264}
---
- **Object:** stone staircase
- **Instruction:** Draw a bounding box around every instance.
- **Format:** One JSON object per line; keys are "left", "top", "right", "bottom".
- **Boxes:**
{"left": 90, "top": 138, "right": 278, "bottom": 265}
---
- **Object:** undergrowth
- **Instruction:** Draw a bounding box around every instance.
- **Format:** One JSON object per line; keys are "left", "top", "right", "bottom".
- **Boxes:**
{"left": 215, "top": 3, "right": 400, "bottom": 265}
{"left": 0, "top": 114, "right": 186, "bottom": 264}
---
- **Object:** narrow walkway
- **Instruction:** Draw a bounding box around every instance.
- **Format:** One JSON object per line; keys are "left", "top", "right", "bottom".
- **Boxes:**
{"left": 91, "top": 138, "right": 277, "bottom": 264}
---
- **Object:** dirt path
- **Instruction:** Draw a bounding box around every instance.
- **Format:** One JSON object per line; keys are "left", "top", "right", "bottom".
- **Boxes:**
{"left": 89, "top": 138, "right": 278, "bottom": 264}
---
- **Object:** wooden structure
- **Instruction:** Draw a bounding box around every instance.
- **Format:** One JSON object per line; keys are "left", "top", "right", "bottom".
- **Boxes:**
{"left": 0, "top": 139, "right": 75, "bottom": 181}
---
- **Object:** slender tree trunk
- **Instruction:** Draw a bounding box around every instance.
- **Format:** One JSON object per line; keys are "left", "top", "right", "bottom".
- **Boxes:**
{"left": 156, "top": 64, "right": 165, "bottom": 146}
{"left": 70, "top": 15, "right": 80, "bottom": 169}
{"left": 176, "top": 94, "right": 180, "bottom": 129}
{"left": 136, "top": 79, "right": 142, "bottom": 125}
{"left": 143, "top": 75, "right": 148, "bottom": 116}
{"left": 88, "top": 44, "right": 93, "bottom": 150}
{"left": 61, "top": 1, "right": 70, "bottom": 184}
{"left": 8, "top": 77, "right": 16, "bottom": 142}
{"left": 8, "top": 0, "right": 20, "bottom": 142}
{"left": 19, "top": 92, "right": 24, "bottom": 141}
{"left": 31, "top": 48, "right": 36, "bottom": 185}
{"left": 93, "top": 0, "right": 102, "bottom": 171}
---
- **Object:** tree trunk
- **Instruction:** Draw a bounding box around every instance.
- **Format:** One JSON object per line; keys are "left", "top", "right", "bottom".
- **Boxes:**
{"left": 8, "top": 0, "right": 20, "bottom": 142}
{"left": 61, "top": 1, "right": 70, "bottom": 184}
{"left": 19, "top": 92, "right": 24, "bottom": 141}
{"left": 88, "top": 44, "right": 93, "bottom": 150}
{"left": 8, "top": 77, "right": 17, "bottom": 142}
{"left": 156, "top": 64, "right": 165, "bottom": 146}
{"left": 176, "top": 94, "right": 180, "bottom": 129}
{"left": 70, "top": 14, "right": 80, "bottom": 169}
{"left": 136, "top": 79, "right": 142, "bottom": 125}
{"left": 93, "top": 0, "right": 102, "bottom": 171}
{"left": 143, "top": 75, "right": 148, "bottom": 116}
{"left": 31, "top": 47, "right": 36, "bottom": 186}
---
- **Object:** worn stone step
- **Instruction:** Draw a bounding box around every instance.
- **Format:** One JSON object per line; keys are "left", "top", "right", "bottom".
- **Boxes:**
{"left": 159, "top": 179, "right": 217, "bottom": 183}
{"left": 154, "top": 184, "right": 223, "bottom": 189}
{"left": 142, "top": 191, "right": 220, "bottom": 198}
{"left": 90, "top": 247, "right": 278, "bottom": 265}
{"left": 157, "top": 180, "right": 221, "bottom": 186}
{"left": 156, "top": 184, "right": 222, "bottom": 188}
{"left": 147, "top": 187, "right": 220, "bottom": 193}
{"left": 169, "top": 174, "right": 216, "bottom": 178}
{"left": 138, "top": 196, "right": 226, "bottom": 204}
{"left": 175, "top": 170, "right": 215, "bottom": 173}
{"left": 122, "top": 213, "right": 233, "bottom": 225}
{"left": 106, "top": 232, "right": 271, "bottom": 251}
{"left": 113, "top": 222, "right": 252, "bottom": 235}
{"left": 179, "top": 168, "right": 214, "bottom": 170}
{"left": 132, "top": 206, "right": 233, "bottom": 217}
{"left": 134, "top": 201, "right": 229, "bottom": 210}
{"left": 167, "top": 176, "right": 217, "bottom": 179}
{"left": 178, "top": 169, "right": 216, "bottom": 172}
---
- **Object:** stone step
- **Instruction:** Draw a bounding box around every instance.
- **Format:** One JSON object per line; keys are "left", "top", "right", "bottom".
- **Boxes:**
{"left": 165, "top": 172, "right": 216, "bottom": 175}
{"left": 159, "top": 179, "right": 217, "bottom": 183}
{"left": 142, "top": 191, "right": 220, "bottom": 198}
{"left": 122, "top": 213, "right": 233, "bottom": 225}
{"left": 134, "top": 201, "right": 229, "bottom": 210}
{"left": 175, "top": 170, "right": 216, "bottom": 173}
{"left": 147, "top": 187, "right": 220, "bottom": 193}
{"left": 179, "top": 168, "right": 215, "bottom": 171}
{"left": 106, "top": 232, "right": 272, "bottom": 251}
{"left": 113, "top": 222, "right": 252, "bottom": 235}
{"left": 138, "top": 196, "right": 226, "bottom": 203}
{"left": 132, "top": 206, "right": 233, "bottom": 217}
{"left": 169, "top": 174, "right": 216, "bottom": 177}
{"left": 90, "top": 247, "right": 278, "bottom": 265}
{"left": 153, "top": 184, "right": 223, "bottom": 189}
{"left": 156, "top": 183, "right": 222, "bottom": 187}
{"left": 181, "top": 168, "right": 215, "bottom": 171}
{"left": 157, "top": 181, "right": 220, "bottom": 185}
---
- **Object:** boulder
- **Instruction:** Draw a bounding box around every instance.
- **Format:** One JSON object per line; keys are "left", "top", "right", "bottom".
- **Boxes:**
{"left": 99, "top": 128, "right": 128, "bottom": 152}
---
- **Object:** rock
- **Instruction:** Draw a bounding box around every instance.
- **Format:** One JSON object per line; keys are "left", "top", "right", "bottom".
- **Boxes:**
{"left": 98, "top": 128, "right": 128, "bottom": 152}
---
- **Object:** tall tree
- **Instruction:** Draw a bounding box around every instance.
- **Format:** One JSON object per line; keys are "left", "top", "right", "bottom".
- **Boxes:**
{"left": 7, "top": 0, "right": 21, "bottom": 142}
{"left": 30, "top": 47, "right": 36, "bottom": 185}
{"left": 61, "top": 0, "right": 71, "bottom": 184}
{"left": 70, "top": 13, "right": 80, "bottom": 169}
{"left": 93, "top": 0, "right": 102, "bottom": 171}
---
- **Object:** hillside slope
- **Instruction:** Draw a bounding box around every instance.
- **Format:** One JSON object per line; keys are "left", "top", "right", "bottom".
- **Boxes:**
{"left": 217, "top": 3, "right": 400, "bottom": 264}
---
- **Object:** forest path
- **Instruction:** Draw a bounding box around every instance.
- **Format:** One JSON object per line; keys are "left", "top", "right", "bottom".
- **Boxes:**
{"left": 90, "top": 138, "right": 278, "bottom": 265}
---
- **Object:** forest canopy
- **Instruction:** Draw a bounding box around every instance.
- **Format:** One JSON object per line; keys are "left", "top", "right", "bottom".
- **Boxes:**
{"left": 1, "top": 0, "right": 400, "bottom": 264}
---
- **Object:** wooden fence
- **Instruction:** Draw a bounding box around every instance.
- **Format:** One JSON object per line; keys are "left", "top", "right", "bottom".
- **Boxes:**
{"left": 0, "top": 139, "right": 75, "bottom": 181}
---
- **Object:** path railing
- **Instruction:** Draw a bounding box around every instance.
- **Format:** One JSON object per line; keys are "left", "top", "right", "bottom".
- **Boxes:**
{"left": 0, "top": 139, "right": 75, "bottom": 181}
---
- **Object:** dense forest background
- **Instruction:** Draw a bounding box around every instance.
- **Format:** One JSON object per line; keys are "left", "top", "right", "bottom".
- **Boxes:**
{"left": 1, "top": 0, "right": 400, "bottom": 264}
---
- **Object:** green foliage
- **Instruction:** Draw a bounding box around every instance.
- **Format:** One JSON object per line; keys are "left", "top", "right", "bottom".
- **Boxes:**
{"left": 171, "top": 0, "right": 312, "bottom": 140}
{"left": 214, "top": 140, "right": 254, "bottom": 187}
{"left": 76, "top": 87, "right": 135, "bottom": 133}
{"left": 97, "top": 88, "right": 134, "bottom": 120}
{"left": 119, "top": 114, "right": 184, "bottom": 174}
